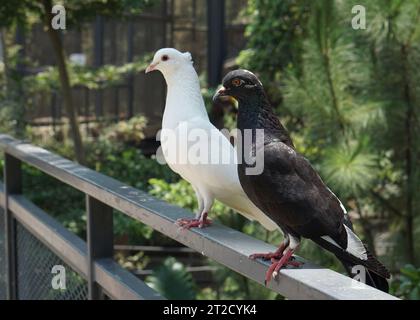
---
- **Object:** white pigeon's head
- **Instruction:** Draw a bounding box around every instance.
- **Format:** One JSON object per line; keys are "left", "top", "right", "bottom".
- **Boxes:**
{"left": 145, "top": 48, "right": 193, "bottom": 77}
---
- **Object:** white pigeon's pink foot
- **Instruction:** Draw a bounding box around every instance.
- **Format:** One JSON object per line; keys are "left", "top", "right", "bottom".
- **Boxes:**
{"left": 176, "top": 212, "right": 212, "bottom": 229}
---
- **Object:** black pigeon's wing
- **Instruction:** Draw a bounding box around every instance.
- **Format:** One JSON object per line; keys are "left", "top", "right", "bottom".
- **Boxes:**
{"left": 251, "top": 140, "right": 348, "bottom": 246}
{"left": 249, "top": 140, "right": 390, "bottom": 285}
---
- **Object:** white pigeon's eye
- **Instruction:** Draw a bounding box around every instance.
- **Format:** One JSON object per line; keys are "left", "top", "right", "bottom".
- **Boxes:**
{"left": 232, "top": 78, "right": 244, "bottom": 87}
{"left": 162, "top": 55, "right": 169, "bottom": 61}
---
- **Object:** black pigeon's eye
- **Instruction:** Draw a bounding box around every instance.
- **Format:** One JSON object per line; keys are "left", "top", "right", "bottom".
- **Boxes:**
{"left": 162, "top": 55, "right": 169, "bottom": 61}
{"left": 232, "top": 78, "right": 243, "bottom": 87}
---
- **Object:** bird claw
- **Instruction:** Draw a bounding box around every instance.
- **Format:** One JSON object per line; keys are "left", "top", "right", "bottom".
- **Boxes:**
{"left": 249, "top": 251, "right": 283, "bottom": 261}
{"left": 284, "top": 258, "right": 303, "bottom": 268}
{"left": 263, "top": 250, "right": 302, "bottom": 285}
{"left": 249, "top": 242, "right": 287, "bottom": 261}
{"left": 175, "top": 217, "right": 212, "bottom": 230}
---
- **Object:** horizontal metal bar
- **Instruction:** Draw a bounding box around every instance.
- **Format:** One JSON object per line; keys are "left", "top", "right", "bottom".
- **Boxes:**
{"left": 0, "top": 183, "right": 164, "bottom": 300}
{"left": 134, "top": 265, "right": 217, "bottom": 276}
{"left": 114, "top": 245, "right": 196, "bottom": 253}
{"left": 0, "top": 134, "right": 398, "bottom": 300}
{"left": 94, "top": 258, "right": 162, "bottom": 300}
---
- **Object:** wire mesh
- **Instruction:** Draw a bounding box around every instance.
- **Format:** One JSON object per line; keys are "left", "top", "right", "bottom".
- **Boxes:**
{"left": 0, "top": 208, "right": 6, "bottom": 300}
{"left": 16, "top": 222, "right": 88, "bottom": 300}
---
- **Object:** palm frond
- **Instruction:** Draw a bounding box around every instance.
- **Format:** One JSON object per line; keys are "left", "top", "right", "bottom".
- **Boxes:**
{"left": 146, "top": 257, "right": 196, "bottom": 300}
{"left": 321, "top": 141, "right": 379, "bottom": 197}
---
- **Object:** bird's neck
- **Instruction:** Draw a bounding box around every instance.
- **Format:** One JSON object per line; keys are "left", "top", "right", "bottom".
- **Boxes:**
{"left": 162, "top": 65, "right": 209, "bottom": 128}
{"left": 237, "top": 93, "right": 294, "bottom": 147}
{"left": 237, "top": 93, "right": 276, "bottom": 130}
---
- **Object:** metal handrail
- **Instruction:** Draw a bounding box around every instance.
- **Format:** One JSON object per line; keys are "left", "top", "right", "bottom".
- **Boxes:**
{"left": 0, "top": 134, "right": 398, "bottom": 300}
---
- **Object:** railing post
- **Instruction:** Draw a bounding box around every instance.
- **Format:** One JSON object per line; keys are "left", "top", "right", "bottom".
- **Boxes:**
{"left": 206, "top": 0, "right": 226, "bottom": 87}
{"left": 3, "top": 153, "right": 22, "bottom": 300}
{"left": 86, "top": 195, "right": 113, "bottom": 300}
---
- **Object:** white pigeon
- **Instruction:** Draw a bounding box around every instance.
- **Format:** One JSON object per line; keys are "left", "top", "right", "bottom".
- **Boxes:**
{"left": 145, "top": 48, "right": 277, "bottom": 231}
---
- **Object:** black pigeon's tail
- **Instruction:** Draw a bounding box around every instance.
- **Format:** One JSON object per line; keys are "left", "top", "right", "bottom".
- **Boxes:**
{"left": 313, "top": 237, "right": 390, "bottom": 293}
{"left": 339, "top": 253, "right": 390, "bottom": 293}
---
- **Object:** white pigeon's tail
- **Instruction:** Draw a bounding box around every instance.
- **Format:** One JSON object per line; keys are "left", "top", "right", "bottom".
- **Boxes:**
{"left": 218, "top": 193, "right": 278, "bottom": 231}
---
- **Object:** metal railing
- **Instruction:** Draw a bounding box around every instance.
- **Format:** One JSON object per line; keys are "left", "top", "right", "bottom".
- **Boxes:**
{"left": 0, "top": 134, "right": 398, "bottom": 300}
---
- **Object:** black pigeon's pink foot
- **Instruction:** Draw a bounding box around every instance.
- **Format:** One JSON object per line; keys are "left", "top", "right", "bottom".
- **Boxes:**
{"left": 176, "top": 212, "right": 212, "bottom": 229}
{"left": 249, "top": 243, "right": 287, "bottom": 261}
{"left": 264, "top": 249, "right": 302, "bottom": 285}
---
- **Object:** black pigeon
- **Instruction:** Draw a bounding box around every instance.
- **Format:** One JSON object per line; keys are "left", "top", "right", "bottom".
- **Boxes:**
{"left": 213, "top": 69, "right": 390, "bottom": 292}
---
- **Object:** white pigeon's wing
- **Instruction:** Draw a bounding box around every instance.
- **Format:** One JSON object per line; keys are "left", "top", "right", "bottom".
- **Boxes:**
{"left": 220, "top": 192, "right": 279, "bottom": 231}
{"left": 162, "top": 116, "right": 239, "bottom": 188}
{"left": 163, "top": 117, "right": 278, "bottom": 231}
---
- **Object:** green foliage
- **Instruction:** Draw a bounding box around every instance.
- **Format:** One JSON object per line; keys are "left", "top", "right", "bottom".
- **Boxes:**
{"left": 20, "top": 164, "right": 87, "bottom": 236}
{"left": 391, "top": 265, "right": 420, "bottom": 300}
{"left": 321, "top": 140, "right": 379, "bottom": 197}
{"left": 0, "top": 100, "right": 18, "bottom": 134}
{"left": 149, "top": 178, "right": 197, "bottom": 211}
{"left": 114, "top": 210, "right": 155, "bottom": 243}
{"left": 96, "top": 116, "right": 148, "bottom": 147}
{"left": 89, "top": 146, "right": 178, "bottom": 192}
{"left": 146, "top": 257, "right": 196, "bottom": 300}
{"left": 283, "top": 1, "right": 386, "bottom": 142}
{"left": 116, "top": 251, "right": 149, "bottom": 271}
{"left": 53, "top": 0, "right": 157, "bottom": 26}
{"left": 24, "top": 54, "right": 152, "bottom": 92}
{"left": 237, "top": 0, "right": 310, "bottom": 93}
{"left": 0, "top": 0, "right": 157, "bottom": 28}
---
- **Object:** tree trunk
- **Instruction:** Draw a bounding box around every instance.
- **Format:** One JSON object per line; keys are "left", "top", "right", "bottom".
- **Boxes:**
{"left": 0, "top": 29, "right": 9, "bottom": 93}
{"left": 401, "top": 43, "right": 415, "bottom": 263}
{"left": 41, "top": 0, "right": 86, "bottom": 165}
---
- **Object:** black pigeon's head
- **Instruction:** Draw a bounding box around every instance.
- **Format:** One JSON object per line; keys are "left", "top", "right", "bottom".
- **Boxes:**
{"left": 213, "top": 69, "right": 264, "bottom": 104}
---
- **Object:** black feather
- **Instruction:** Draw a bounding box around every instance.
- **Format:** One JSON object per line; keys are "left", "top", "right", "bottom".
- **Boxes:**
{"left": 313, "top": 237, "right": 390, "bottom": 292}
{"left": 222, "top": 69, "right": 390, "bottom": 293}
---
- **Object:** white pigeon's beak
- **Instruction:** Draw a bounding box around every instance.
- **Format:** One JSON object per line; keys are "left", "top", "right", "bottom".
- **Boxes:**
{"left": 145, "top": 62, "right": 159, "bottom": 74}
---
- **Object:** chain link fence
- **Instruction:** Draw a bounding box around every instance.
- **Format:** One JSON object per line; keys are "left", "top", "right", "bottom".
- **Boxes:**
{"left": 15, "top": 223, "right": 88, "bottom": 300}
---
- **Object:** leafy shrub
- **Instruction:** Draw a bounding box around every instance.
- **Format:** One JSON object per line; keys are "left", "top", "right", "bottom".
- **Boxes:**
{"left": 99, "top": 116, "right": 148, "bottom": 147}
{"left": 146, "top": 257, "right": 197, "bottom": 300}
{"left": 391, "top": 265, "right": 420, "bottom": 300}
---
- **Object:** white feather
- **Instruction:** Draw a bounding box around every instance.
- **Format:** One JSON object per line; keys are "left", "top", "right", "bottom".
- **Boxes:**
{"left": 326, "top": 187, "right": 347, "bottom": 215}
{"left": 154, "top": 48, "right": 278, "bottom": 232}
{"left": 321, "top": 225, "right": 367, "bottom": 260}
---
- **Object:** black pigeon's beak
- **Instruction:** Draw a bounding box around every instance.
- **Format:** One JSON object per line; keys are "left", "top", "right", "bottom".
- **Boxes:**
{"left": 213, "top": 86, "right": 237, "bottom": 105}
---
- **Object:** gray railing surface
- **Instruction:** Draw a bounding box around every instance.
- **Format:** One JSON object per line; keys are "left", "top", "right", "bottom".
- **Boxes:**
{"left": 0, "top": 134, "right": 398, "bottom": 300}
